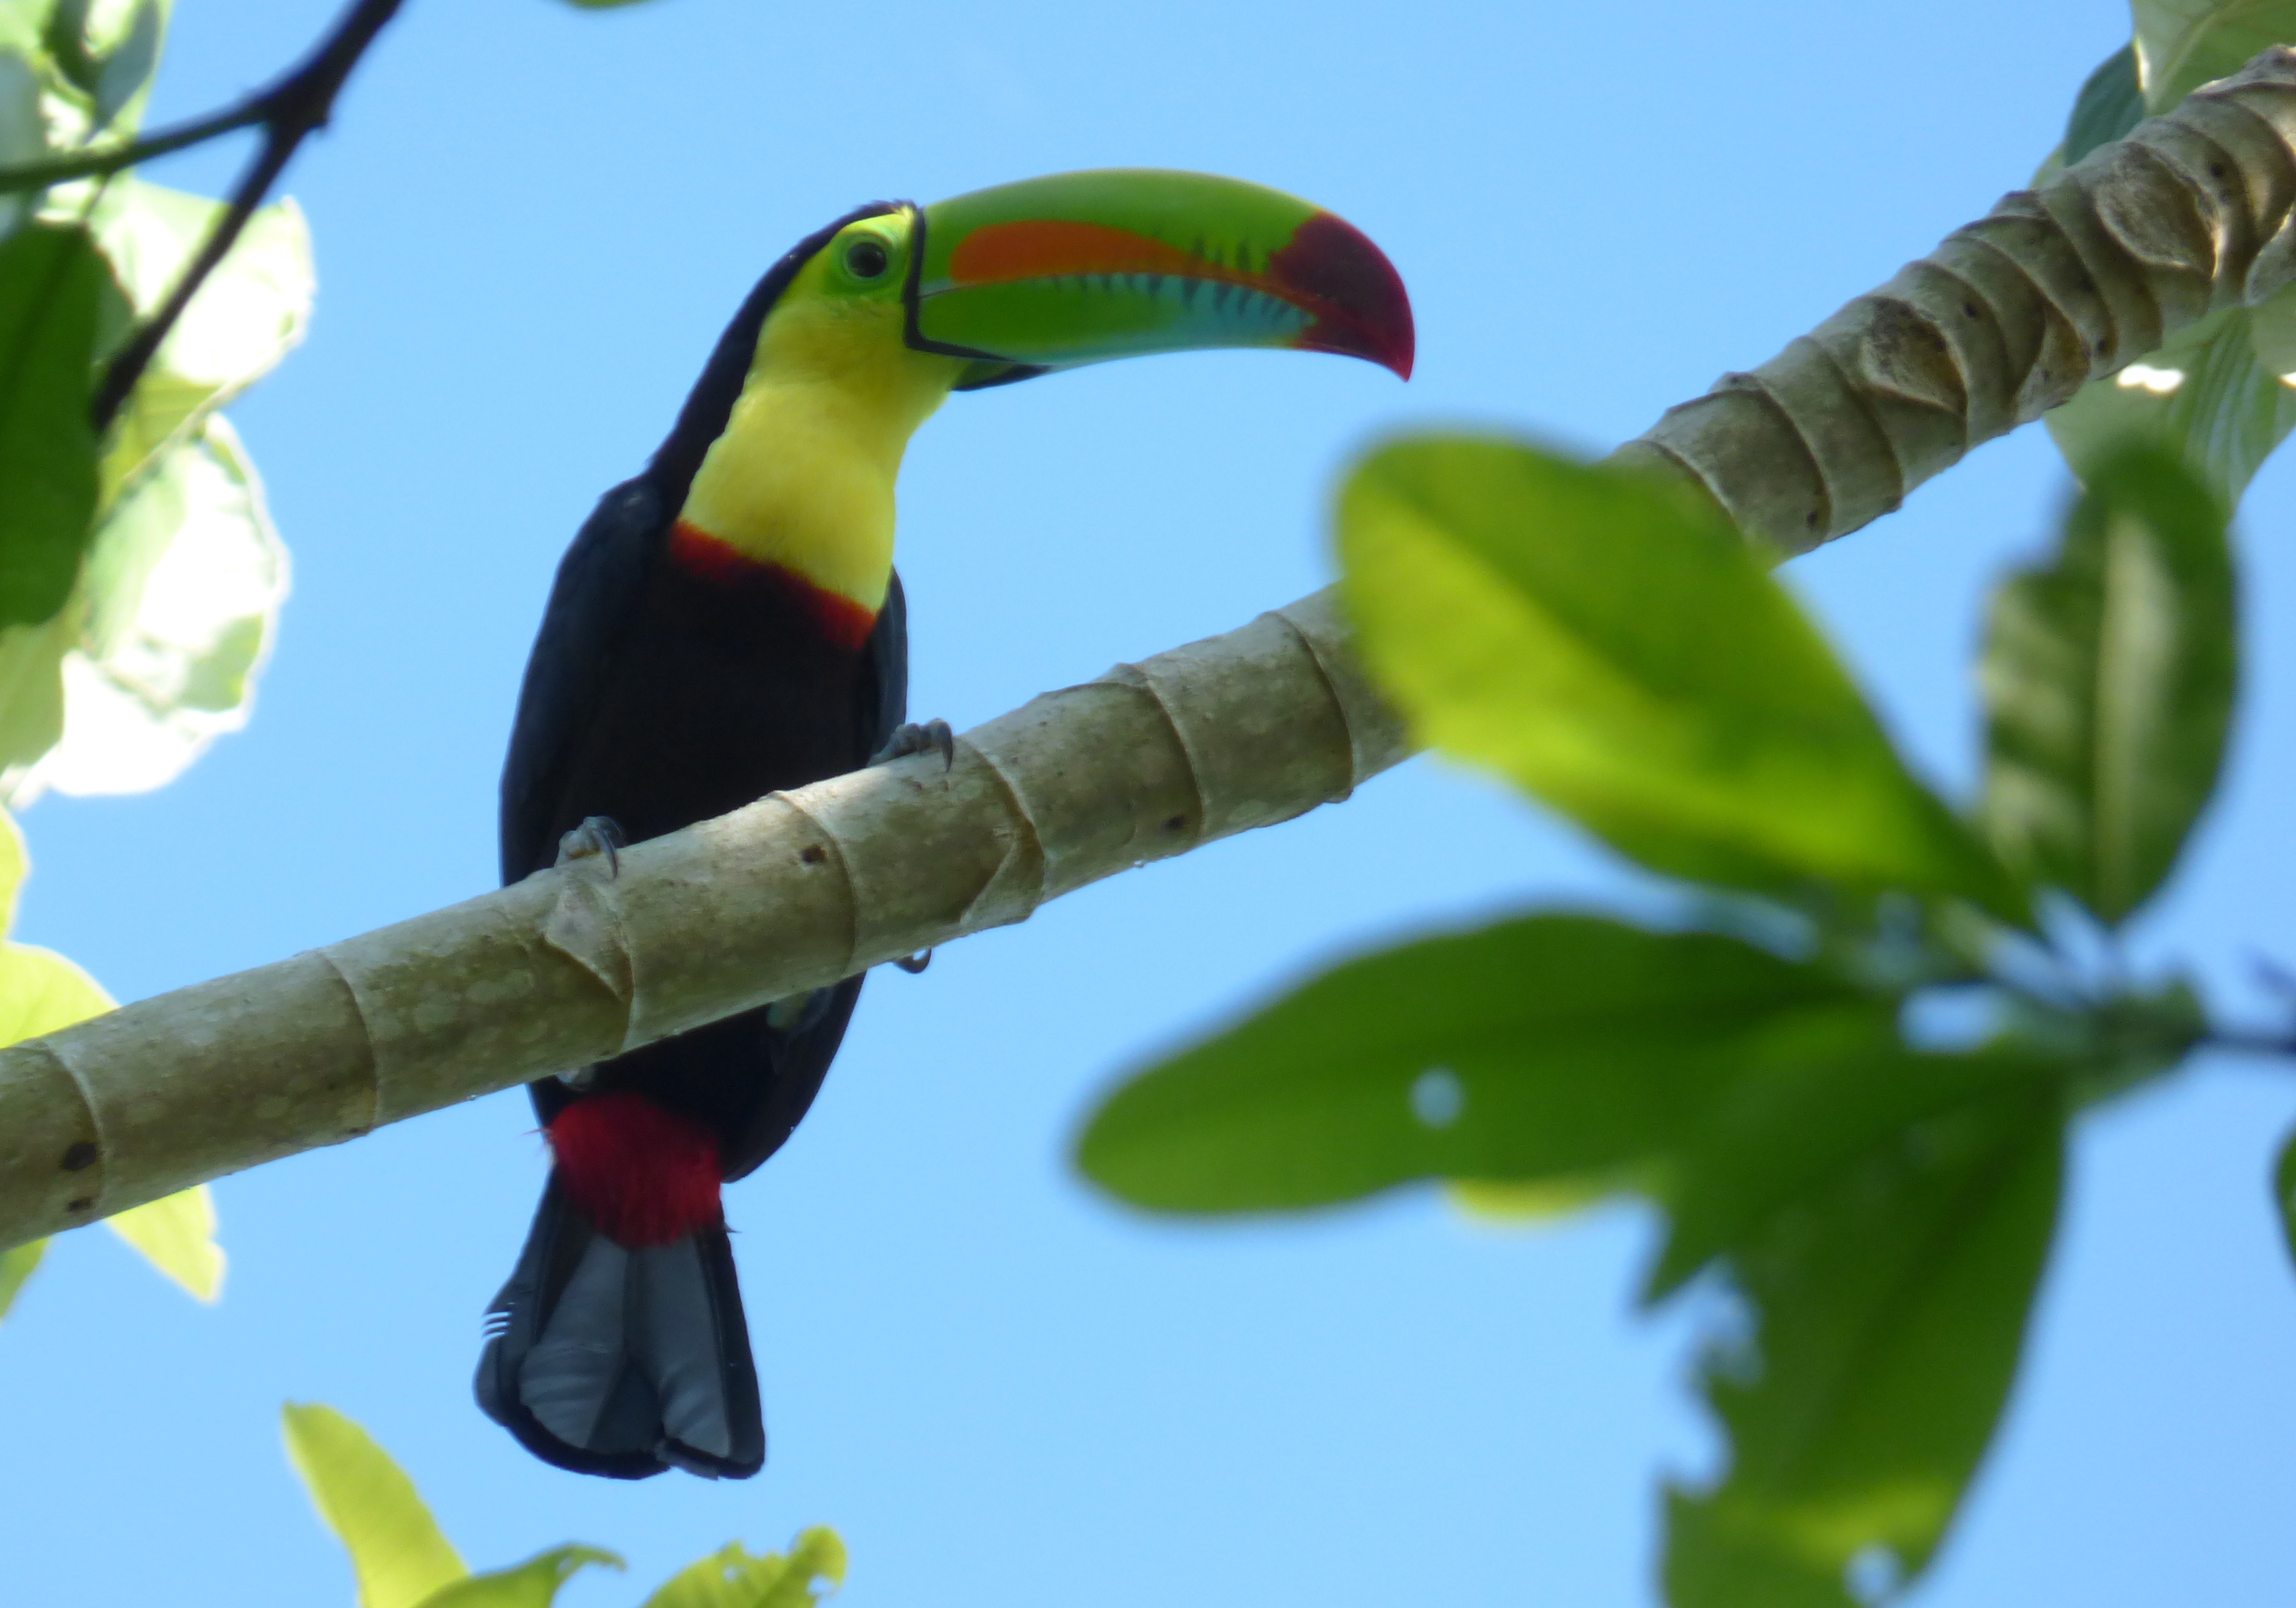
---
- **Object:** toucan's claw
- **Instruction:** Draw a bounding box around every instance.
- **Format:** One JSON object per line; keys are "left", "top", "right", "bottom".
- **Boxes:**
{"left": 556, "top": 815, "right": 627, "bottom": 878}
{"left": 872, "top": 719, "right": 955, "bottom": 772}
{"left": 893, "top": 950, "right": 933, "bottom": 975}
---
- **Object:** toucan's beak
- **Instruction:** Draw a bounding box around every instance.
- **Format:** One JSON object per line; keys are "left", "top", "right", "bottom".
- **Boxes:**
{"left": 909, "top": 170, "right": 1414, "bottom": 388}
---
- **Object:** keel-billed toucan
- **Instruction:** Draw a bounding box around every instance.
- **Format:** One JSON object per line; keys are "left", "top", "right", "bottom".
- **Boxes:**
{"left": 475, "top": 170, "right": 1412, "bottom": 1480}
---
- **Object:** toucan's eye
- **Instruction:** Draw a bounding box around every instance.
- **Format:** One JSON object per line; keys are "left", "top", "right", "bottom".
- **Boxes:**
{"left": 845, "top": 238, "right": 890, "bottom": 279}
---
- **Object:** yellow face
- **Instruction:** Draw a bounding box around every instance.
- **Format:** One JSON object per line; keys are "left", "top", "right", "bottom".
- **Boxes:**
{"left": 677, "top": 209, "right": 969, "bottom": 612}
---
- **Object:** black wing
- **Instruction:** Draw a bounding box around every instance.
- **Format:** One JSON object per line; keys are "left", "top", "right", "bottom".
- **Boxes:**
{"left": 500, "top": 478, "right": 668, "bottom": 886}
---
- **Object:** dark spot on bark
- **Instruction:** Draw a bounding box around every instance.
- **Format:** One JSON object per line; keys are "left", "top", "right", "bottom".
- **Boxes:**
{"left": 2211, "top": 162, "right": 2228, "bottom": 179}
{"left": 1806, "top": 509, "right": 1821, "bottom": 529}
{"left": 1963, "top": 301, "right": 1979, "bottom": 319}
{"left": 1164, "top": 815, "right": 1189, "bottom": 833}
{"left": 66, "top": 1196, "right": 93, "bottom": 1213}
{"left": 59, "top": 1141, "right": 96, "bottom": 1172}
{"left": 2095, "top": 338, "right": 2109, "bottom": 355}
{"left": 801, "top": 845, "right": 826, "bottom": 865}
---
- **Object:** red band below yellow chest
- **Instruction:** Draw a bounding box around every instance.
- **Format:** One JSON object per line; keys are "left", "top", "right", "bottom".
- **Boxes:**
{"left": 667, "top": 521, "right": 879, "bottom": 652}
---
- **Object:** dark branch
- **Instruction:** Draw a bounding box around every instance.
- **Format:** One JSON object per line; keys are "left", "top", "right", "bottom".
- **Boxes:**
{"left": 86, "top": 0, "right": 407, "bottom": 433}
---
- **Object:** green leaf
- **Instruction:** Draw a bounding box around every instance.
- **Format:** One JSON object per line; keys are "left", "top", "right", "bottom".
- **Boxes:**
{"left": 643, "top": 1530, "right": 849, "bottom": 1608}
{"left": 1077, "top": 914, "right": 1893, "bottom": 1215}
{"left": 2134, "top": 0, "right": 2296, "bottom": 112}
{"left": 1981, "top": 447, "right": 2235, "bottom": 925}
{"left": 1665, "top": 1076, "right": 2066, "bottom": 1608}
{"left": 2066, "top": 43, "right": 2145, "bottom": 164}
{"left": 15, "top": 413, "right": 288, "bottom": 802}
{"left": 0, "top": 222, "right": 104, "bottom": 627}
{"left": 2045, "top": 286, "right": 2296, "bottom": 513}
{"left": 0, "top": 1236, "right": 43, "bottom": 1324}
{"left": 417, "top": 1548, "right": 622, "bottom": 1608}
{"left": 283, "top": 1401, "right": 469, "bottom": 1608}
{"left": 104, "top": 1183, "right": 222, "bottom": 1300}
{"left": 1335, "top": 436, "right": 2017, "bottom": 914}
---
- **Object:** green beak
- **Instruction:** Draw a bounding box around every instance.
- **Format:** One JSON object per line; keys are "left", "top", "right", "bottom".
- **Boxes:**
{"left": 907, "top": 170, "right": 1414, "bottom": 388}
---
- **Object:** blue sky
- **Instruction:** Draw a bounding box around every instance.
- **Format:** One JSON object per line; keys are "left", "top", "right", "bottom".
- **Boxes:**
{"left": 7, "top": 0, "right": 2296, "bottom": 1603}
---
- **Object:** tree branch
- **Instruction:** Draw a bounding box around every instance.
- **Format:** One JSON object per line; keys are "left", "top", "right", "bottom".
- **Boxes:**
{"left": 0, "top": 592, "right": 1406, "bottom": 1246}
{"left": 85, "top": 0, "right": 406, "bottom": 432}
{"left": 11, "top": 46, "right": 2296, "bottom": 1251}
{"left": 1611, "top": 48, "right": 2296, "bottom": 552}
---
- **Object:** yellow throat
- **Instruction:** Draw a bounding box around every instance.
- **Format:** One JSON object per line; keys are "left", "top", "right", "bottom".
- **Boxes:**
{"left": 677, "top": 238, "right": 967, "bottom": 614}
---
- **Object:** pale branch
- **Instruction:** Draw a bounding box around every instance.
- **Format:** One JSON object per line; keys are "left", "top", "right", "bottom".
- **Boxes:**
{"left": 12, "top": 47, "right": 2296, "bottom": 1251}
{"left": 0, "top": 592, "right": 1406, "bottom": 1247}
{"left": 1612, "top": 47, "right": 2296, "bottom": 551}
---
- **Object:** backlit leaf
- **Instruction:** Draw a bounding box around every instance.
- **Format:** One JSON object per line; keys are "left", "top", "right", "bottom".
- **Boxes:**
{"left": 1077, "top": 914, "right": 1892, "bottom": 1215}
{"left": 0, "top": 1236, "right": 43, "bottom": 1324}
{"left": 105, "top": 1183, "right": 222, "bottom": 1301}
{"left": 1981, "top": 447, "right": 2235, "bottom": 924}
{"left": 642, "top": 1530, "right": 848, "bottom": 1608}
{"left": 283, "top": 1401, "right": 469, "bottom": 1608}
{"left": 80, "top": 178, "right": 312, "bottom": 507}
{"left": 9, "top": 414, "right": 288, "bottom": 804}
{"left": 418, "top": 1548, "right": 622, "bottom": 1608}
{"left": 1336, "top": 436, "right": 2018, "bottom": 915}
{"left": 2272, "top": 1122, "right": 2296, "bottom": 1274}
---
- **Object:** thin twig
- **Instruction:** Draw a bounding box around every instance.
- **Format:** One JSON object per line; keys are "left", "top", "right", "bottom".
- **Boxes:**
{"left": 0, "top": 99, "right": 269, "bottom": 195}
{"left": 86, "top": 0, "right": 406, "bottom": 433}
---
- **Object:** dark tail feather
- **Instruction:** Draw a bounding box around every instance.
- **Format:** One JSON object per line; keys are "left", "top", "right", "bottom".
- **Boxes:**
{"left": 475, "top": 1174, "right": 764, "bottom": 1480}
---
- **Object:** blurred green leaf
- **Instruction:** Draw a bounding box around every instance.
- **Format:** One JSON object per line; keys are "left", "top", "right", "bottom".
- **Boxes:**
{"left": 2045, "top": 286, "right": 2296, "bottom": 514}
{"left": 0, "top": 604, "right": 74, "bottom": 770}
{"left": 0, "top": 49, "right": 41, "bottom": 239}
{"left": 0, "top": 1, "right": 54, "bottom": 56}
{"left": 2134, "top": 0, "right": 2296, "bottom": 110}
{"left": 642, "top": 1531, "right": 848, "bottom": 1608}
{"left": 2066, "top": 43, "right": 2145, "bottom": 163}
{"left": 13, "top": 414, "right": 288, "bottom": 803}
{"left": 0, "top": 1236, "right": 43, "bottom": 1324}
{"left": 419, "top": 1548, "right": 623, "bottom": 1608}
{"left": 283, "top": 1401, "right": 469, "bottom": 1608}
{"left": 0, "top": 222, "right": 104, "bottom": 627}
{"left": 1981, "top": 447, "right": 2235, "bottom": 925}
{"left": 2274, "top": 1122, "right": 2296, "bottom": 1274}
{"left": 105, "top": 1183, "right": 222, "bottom": 1301}
{"left": 1666, "top": 1077, "right": 2066, "bottom": 1608}
{"left": 1336, "top": 436, "right": 2018, "bottom": 915}
{"left": 1077, "top": 914, "right": 1892, "bottom": 1215}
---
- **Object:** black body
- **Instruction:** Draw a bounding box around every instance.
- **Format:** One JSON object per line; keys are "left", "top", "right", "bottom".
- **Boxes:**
{"left": 477, "top": 206, "right": 906, "bottom": 1480}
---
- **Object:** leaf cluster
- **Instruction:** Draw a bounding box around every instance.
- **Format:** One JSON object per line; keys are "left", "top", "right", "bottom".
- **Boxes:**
{"left": 0, "top": 0, "right": 305, "bottom": 803}
{"left": 283, "top": 1402, "right": 846, "bottom": 1608}
{"left": 1079, "top": 433, "right": 2233, "bottom": 1606}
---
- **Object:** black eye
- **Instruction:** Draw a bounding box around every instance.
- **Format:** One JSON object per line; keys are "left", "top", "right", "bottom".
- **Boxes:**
{"left": 846, "top": 238, "right": 890, "bottom": 279}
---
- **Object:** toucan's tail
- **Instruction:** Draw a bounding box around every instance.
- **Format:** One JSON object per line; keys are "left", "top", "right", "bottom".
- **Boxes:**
{"left": 475, "top": 1175, "right": 764, "bottom": 1480}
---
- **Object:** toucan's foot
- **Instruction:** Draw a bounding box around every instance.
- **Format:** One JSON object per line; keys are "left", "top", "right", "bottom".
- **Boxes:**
{"left": 556, "top": 815, "right": 626, "bottom": 878}
{"left": 893, "top": 950, "right": 932, "bottom": 975}
{"left": 871, "top": 719, "right": 955, "bottom": 772}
